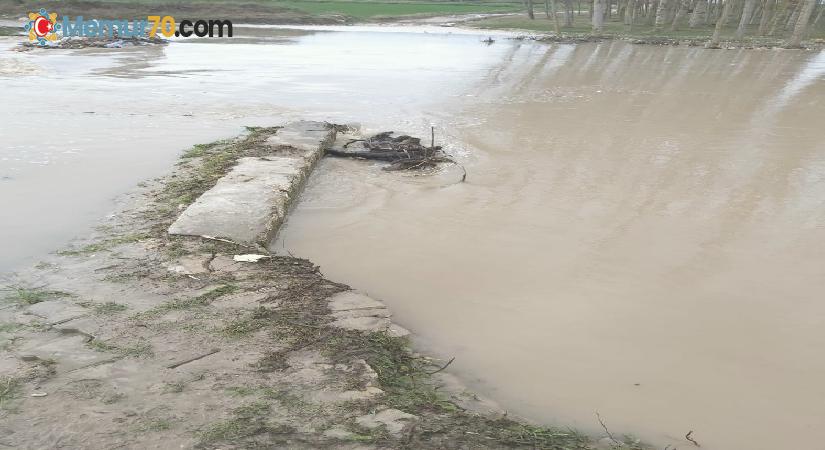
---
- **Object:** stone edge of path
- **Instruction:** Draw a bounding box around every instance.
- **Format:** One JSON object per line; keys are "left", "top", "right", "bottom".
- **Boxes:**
{"left": 167, "top": 121, "right": 337, "bottom": 246}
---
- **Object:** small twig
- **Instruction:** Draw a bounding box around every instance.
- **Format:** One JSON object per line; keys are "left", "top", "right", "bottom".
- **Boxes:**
{"left": 166, "top": 348, "right": 220, "bottom": 369}
{"left": 50, "top": 314, "right": 89, "bottom": 326}
{"left": 685, "top": 430, "right": 701, "bottom": 447}
{"left": 66, "top": 357, "right": 121, "bottom": 374}
{"left": 203, "top": 252, "right": 217, "bottom": 272}
{"left": 595, "top": 411, "right": 621, "bottom": 446}
{"left": 343, "top": 139, "right": 366, "bottom": 148}
{"left": 426, "top": 356, "right": 455, "bottom": 375}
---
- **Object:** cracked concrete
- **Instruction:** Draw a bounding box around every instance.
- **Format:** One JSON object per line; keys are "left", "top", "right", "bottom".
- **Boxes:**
{"left": 168, "top": 121, "right": 336, "bottom": 246}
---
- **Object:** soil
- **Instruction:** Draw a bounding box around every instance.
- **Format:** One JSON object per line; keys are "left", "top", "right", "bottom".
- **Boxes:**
{"left": 0, "top": 126, "right": 641, "bottom": 449}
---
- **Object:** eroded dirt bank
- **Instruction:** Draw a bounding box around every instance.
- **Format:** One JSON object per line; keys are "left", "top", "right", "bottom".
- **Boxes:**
{"left": 0, "top": 125, "right": 642, "bottom": 449}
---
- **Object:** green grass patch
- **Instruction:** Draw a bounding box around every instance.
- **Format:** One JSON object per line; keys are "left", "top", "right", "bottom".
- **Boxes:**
{"left": 220, "top": 307, "right": 273, "bottom": 338}
{"left": 135, "top": 284, "right": 238, "bottom": 319}
{"left": 133, "top": 418, "right": 173, "bottom": 432}
{"left": 91, "top": 302, "right": 128, "bottom": 315}
{"left": 0, "top": 322, "right": 21, "bottom": 334}
{"left": 0, "top": 376, "right": 21, "bottom": 410}
{"left": 225, "top": 386, "right": 257, "bottom": 397}
{"left": 2, "top": 287, "right": 72, "bottom": 306}
{"left": 58, "top": 233, "right": 151, "bottom": 256}
{"left": 200, "top": 399, "right": 294, "bottom": 444}
{"left": 87, "top": 339, "right": 154, "bottom": 358}
{"left": 272, "top": 0, "right": 517, "bottom": 19}
{"left": 468, "top": 13, "right": 825, "bottom": 41}
{"left": 233, "top": 401, "right": 271, "bottom": 418}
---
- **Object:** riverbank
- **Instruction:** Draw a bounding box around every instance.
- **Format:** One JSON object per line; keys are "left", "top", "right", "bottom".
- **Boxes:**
{"left": 0, "top": 123, "right": 644, "bottom": 449}
{"left": 465, "top": 14, "right": 825, "bottom": 48}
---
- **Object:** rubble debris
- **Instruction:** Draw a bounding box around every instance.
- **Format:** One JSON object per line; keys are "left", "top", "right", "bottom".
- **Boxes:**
{"left": 326, "top": 130, "right": 460, "bottom": 173}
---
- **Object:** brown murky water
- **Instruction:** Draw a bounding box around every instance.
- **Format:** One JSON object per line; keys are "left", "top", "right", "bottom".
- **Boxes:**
{"left": 2, "top": 24, "right": 824, "bottom": 450}
{"left": 275, "top": 43, "right": 825, "bottom": 450}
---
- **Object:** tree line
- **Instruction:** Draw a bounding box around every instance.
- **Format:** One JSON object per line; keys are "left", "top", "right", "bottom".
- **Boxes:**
{"left": 523, "top": 0, "right": 824, "bottom": 46}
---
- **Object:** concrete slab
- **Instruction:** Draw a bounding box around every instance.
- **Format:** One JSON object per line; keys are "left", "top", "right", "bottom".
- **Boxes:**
{"left": 26, "top": 300, "right": 88, "bottom": 324}
{"left": 168, "top": 121, "right": 335, "bottom": 246}
{"left": 266, "top": 121, "right": 336, "bottom": 153}
{"left": 17, "top": 333, "right": 113, "bottom": 373}
{"left": 355, "top": 408, "right": 417, "bottom": 436}
{"left": 328, "top": 291, "right": 386, "bottom": 311}
{"left": 328, "top": 291, "right": 395, "bottom": 333}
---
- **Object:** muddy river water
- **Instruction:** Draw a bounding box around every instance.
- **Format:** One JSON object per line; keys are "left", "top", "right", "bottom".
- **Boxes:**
{"left": 2, "top": 25, "right": 824, "bottom": 450}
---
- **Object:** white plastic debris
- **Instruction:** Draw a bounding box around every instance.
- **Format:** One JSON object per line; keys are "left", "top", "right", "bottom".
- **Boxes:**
{"left": 233, "top": 254, "right": 271, "bottom": 263}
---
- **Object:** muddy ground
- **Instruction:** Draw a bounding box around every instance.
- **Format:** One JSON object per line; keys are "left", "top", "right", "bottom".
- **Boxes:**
{"left": 0, "top": 126, "right": 643, "bottom": 449}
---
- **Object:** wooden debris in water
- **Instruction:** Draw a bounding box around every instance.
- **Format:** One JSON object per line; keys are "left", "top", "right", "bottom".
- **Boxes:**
{"left": 326, "top": 130, "right": 458, "bottom": 173}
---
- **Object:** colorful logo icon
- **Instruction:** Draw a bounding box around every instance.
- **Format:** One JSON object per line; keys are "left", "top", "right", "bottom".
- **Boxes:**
{"left": 25, "top": 8, "right": 61, "bottom": 46}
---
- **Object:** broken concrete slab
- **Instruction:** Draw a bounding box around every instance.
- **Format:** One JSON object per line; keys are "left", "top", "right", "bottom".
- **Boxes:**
{"left": 25, "top": 300, "right": 88, "bottom": 324}
{"left": 265, "top": 120, "right": 336, "bottom": 154}
{"left": 165, "top": 256, "right": 209, "bottom": 276}
{"left": 355, "top": 408, "right": 417, "bottom": 437}
{"left": 168, "top": 121, "right": 335, "bottom": 246}
{"left": 328, "top": 291, "right": 394, "bottom": 332}
{"left": 16, "top": 333, "right": 112, "bottom": 373}
{"left": 328, "top": 291, "right": 386, "bottom": 312}
{"left": 332, "top": 315, "right": 391, "bottom": 332}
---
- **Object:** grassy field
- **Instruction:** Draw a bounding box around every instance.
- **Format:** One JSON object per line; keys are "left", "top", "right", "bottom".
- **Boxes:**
{"left": 270, "top": 0, "right": 518, "bottom": 19}
{"left": 468, "top": 13, "right": 825, "bottom": 41}
{"left": 0, "top": 0, "right": 519, "bottom": 23}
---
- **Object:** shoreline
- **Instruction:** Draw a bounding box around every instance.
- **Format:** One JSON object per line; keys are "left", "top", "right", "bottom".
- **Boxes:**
{"left": 0, "top": 123, "right": 646, "bottom": 449}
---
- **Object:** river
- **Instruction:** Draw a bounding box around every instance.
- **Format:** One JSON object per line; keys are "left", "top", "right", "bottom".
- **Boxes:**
{"left": 2, "top": 24, "right": 824, "bottom": 450}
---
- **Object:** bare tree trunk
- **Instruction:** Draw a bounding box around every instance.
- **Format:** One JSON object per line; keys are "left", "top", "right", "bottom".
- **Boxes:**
{"left": 690, "top": 0, "right": 709, "bottom": 25}
{"left": 707, "top": 0, "right": 718, "bottom": 23}
{"left": 666, "top": 0, "right": 680, "bottom": 21}
{"left": 736, "top": 0, "right": 758, "bottom": 36}
{"left": 750, "top": 1, "right": 763, "bottom": 23}
{"left": 727, "top": 0, "right": 742, "bottom": 23}
{"left": 758, "top": 0, "right": 775, "bottom": 33}
{"left": 648, "top": 0, "right": 660, "bottom": 22}
{"left": 550, "top": 0, "right": 563, "bottom": 32}
{"left": 785, "top": 1, "right": 802, "bottom": 28}
{"left": 564, "top": 0, "right": 575, "bottom": 24}
{"left": 654, "top": 0, "right": 671, "bottom": 26}
{"left": 527, "top": 0, "right": 536, "bottom": 19}
{"left": 670, "top": 0, "right": 689, "bottom": 28}
{"left": 814, "top": 4, "right": 825, "bottom": 28}
{"left": 785, "top": 0, "right": 817, "bottom": 46}
{"left": 593, "top": 0, "right": 607, "bottom": 31}
{"left": 710, "top": 0, "right": 737, "bottom": 45}
{"left": 626, "top": 0, "right": 637, "bottom": 23}
{"left": 769, "top": 0, "right": 796, "bottom": 34}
